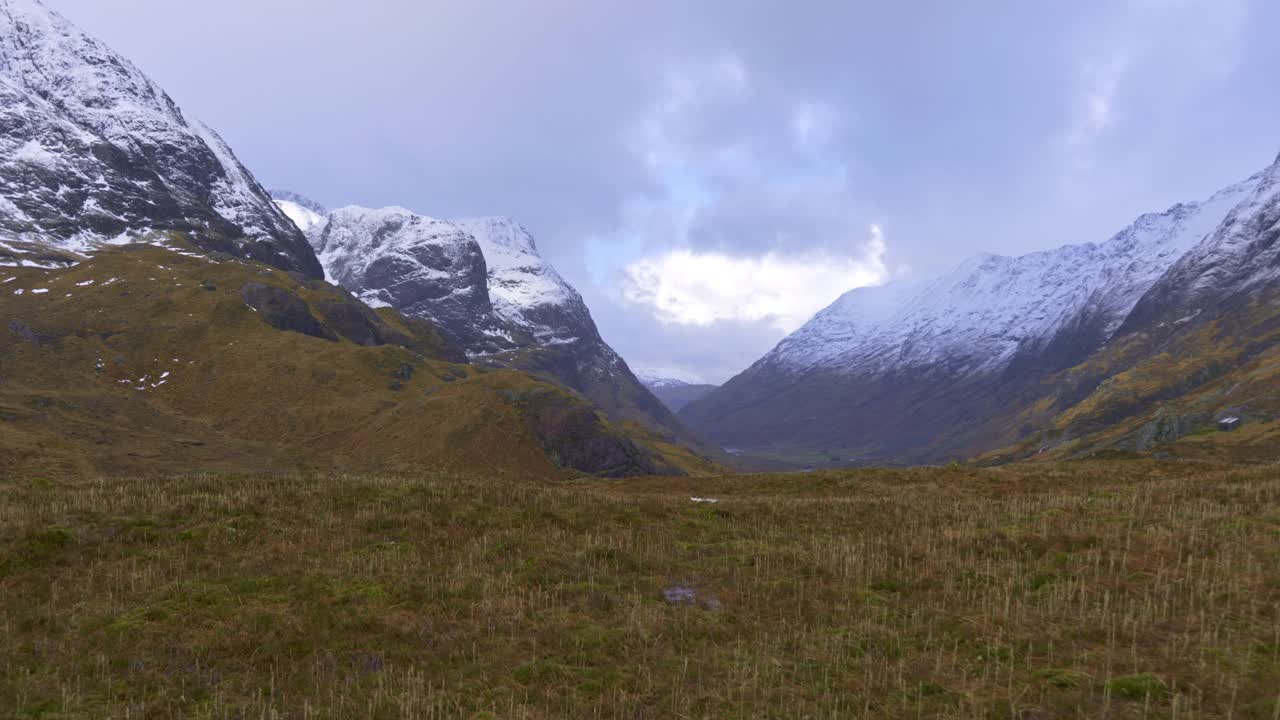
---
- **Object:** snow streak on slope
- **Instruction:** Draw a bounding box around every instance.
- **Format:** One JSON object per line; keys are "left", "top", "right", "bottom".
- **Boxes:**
{"left": 768, "top": 173, "right": 1264, "bottom": 378}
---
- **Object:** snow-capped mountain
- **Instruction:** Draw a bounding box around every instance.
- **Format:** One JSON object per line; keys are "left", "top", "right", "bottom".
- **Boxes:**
{"left": 634, "top": 368, "right": 706, "bottom": 389}
{"left": 682, "top": 157, "right": 1277, "bottom": 466}
{"left": 293, "top": 203, "right": 713, "bottom": 450}
{"left": 767, "top": 173, "right": 1263, "bottom": 380}
{"left": 304, "top": 205, "right": 512, "bottom": 353}
{"left": 635, "top": 369, "right": 720, "bottom": 413}
{"left": 271, "top": 190, "right": 327, "bottom": 233}
{"left": 0, "top": 0, "right": 320, "bottom": 276}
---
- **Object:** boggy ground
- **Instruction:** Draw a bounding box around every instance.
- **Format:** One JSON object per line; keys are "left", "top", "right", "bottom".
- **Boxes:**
{"left": 2, "top": 461, "right": 1278, "bottom": 718}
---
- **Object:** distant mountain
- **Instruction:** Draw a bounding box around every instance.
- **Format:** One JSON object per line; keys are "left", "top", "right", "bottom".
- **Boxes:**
{"left": 0, "top": 0, "right": 321, "bottom": 276}
{"left": 682, "top": 157, "right": 1276, "bottom": 466}
{"left": 635, "top": 371, "right": 719, "bottom": 413}
{"left": 294, "top": 204, "right": 719, "bottom": 458}
{"left": 270, "top": 190, "right": 327, "bottom": 233}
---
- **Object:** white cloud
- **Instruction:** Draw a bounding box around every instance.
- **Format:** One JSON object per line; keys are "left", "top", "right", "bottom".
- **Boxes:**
{"left": 1062, "top": 53, "right": 1129, "bottom": 170}
{"left": 622, "top": 225, "right": 888, "bottom": 332}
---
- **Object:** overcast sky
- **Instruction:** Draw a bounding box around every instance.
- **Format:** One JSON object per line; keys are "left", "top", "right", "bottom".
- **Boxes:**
{"left": 53, "top": 0, "right": 1280, "bottom": 383}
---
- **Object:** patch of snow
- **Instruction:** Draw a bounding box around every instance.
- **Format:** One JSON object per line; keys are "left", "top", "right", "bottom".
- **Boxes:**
{"left": 273, "top": 199, "right": 325, "bottom": 233}
{"left": 30, "top": 287, "right": 48, "bottom": 294}
{"left": 10, "top": 139, "right": 58, "bottom": 167}
{"left": 1173, "top": 309, "right": 1202, "bottom": 325}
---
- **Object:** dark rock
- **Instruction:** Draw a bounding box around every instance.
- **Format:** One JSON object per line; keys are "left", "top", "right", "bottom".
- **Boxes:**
{"left": 515, "top": 387, "right": 669, "bottom": 477}
{"left": 393, "top": 363, "right": 414, "bottom": 381}
{"left": 662, "top": 585, "right": 722, "bottom": 611}
{"left": 8, "top": 319, "right": 40, "bottom": 345}
{"left": 314, "top": 300, "right": 391, "bottom": 347}
{"left": 238, "top": 283, "right": 337, "bottom": 341}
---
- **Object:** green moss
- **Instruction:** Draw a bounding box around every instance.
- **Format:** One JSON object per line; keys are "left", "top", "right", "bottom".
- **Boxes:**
{"left": 1107, "top": 673, "right": 1167, "bottom": 700}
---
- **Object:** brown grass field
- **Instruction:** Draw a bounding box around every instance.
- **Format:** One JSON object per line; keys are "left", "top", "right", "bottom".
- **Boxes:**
{"left": 2, "top": 461, "right": 1278, "bottom": 718}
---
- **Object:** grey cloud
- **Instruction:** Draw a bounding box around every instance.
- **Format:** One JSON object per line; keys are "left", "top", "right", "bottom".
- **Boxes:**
{"left": 47, "top": 0, "right": 1280, "bottom": 382}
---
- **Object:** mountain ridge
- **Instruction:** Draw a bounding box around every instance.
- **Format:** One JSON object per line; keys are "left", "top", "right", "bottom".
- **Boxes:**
{"left": 682, "top": 154, "right": 1279, "bottom": 466}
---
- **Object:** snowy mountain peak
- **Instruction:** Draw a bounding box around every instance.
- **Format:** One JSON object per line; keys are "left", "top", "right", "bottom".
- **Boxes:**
{"left": 271, "top": 191, "right": 327, "bottom": 232}
{"left": 270, "top": 190, "right": 327, "bottom": 215}
{"left": 454, "top": 216, "right": 539, "bottom": 255}
{"left": 634, "top": 368, "right": 708, "bottom": 388}
{"left": 0, "top": 0, "right": 321, "bottom": 275}
{"left": 301, "top": 204, "right": 594, "bottom": 351}
{"left": 0, "top": 0, "right": 180, "bottom": 132}
{"left": 451, "top": 217, "right": 582, "bottom": 342}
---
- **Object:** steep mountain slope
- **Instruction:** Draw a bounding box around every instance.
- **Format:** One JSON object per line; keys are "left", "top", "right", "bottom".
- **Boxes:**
{"left": 683, "top": 163, "right": 1269, "bottom": 466}
{"left": 992, "top": 151, "right": 1280, "bottom": 463}
{"left": 0, "top": 242, "right": 689, "bottom": 479}
{"left": 0, "top": 0, "right": 320, "bottom": 276}
{"left": 636, "top": 371, "right": 719, "bottom": 413}
{"left": 298, "top": 205, "right": 719, "bottom": 460}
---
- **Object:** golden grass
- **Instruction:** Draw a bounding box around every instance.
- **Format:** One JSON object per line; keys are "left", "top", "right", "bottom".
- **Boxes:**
{"left": 2, "top": 461, "right": 1277, "bottom": 718}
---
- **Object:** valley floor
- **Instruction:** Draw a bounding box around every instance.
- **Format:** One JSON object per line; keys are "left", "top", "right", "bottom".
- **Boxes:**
{"left": 2, "top": 462, "right": 1278, "bottom": 718}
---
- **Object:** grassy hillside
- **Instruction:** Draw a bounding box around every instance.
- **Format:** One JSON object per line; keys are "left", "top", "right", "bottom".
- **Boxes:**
{"left": 990, "top": 293, "right": 1280, "bottom": 464}
{"left": 0, "top": 240, "right": 708, "bottom": 479}
{"left": 1, "top": 461, "right": 1276, "bottom": 718}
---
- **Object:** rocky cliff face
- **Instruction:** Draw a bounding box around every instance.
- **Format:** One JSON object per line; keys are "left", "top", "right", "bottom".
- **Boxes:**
{"left": 0, "top": 0, "right": 321, "bottom": 276}
{"left": 682, "top": 158, "right": 1275, "bottom": 466}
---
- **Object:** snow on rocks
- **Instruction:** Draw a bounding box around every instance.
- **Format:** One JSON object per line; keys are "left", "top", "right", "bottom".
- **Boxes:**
{"left": 0, "top": 0, "right": 320, "bottom": 275}
{"left": 452, "top": 217, "right": 584, "bottom": 343}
